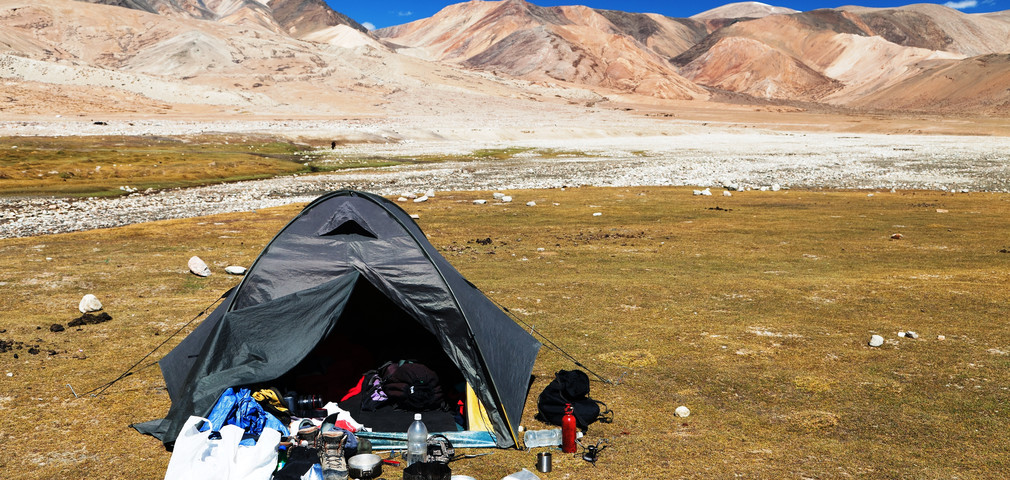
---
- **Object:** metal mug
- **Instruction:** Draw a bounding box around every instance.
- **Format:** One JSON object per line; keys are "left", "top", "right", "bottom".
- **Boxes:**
{"left": 537, "top": 451, "right": 552, "bottom": 473}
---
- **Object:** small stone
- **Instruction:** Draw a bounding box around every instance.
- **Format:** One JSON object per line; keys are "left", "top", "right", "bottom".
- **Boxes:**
{"left": 693, "top": 190, "right": 702, "bottom": 195}
{"left": 891, "top": 233, "right": 903, "bottom": 240}
{"left": 937, "top": 335, "right": 946, "bottom": 341}
{"left": 188, "top": 256, "right": 211, "bottom": 277}
{"left": 413, "top": 195, "right": 429, "bottom": 203}
{"left": 868, "top": 335, "right": 884, "bottom": 347}
{"left": 410, "top": 214, "right": 420, "bottom": 219}
{"left": 906, "top": 331, "right": 919, "bottom": 339}
{"left": 473, "top": 199, "right": 487, "bottom": 205}
{"left": 700, "top": 188, "right": 712, "bottom": 196}
{"left": 771, "top": 184, "right": 781, "bottom": 191}
{"left": 526, "top": 201, "right": 536, "bottom": 206}
{"left": 425, "top": 189, "right": 435, "bottom": 198}
{"left": 50, "top": 324, "right": 65, "bottom": 333}
{"left": 593, "top": 212, "right": 602, "bottom": 216}
{"left": 936, "top": 209, "right": 948, "bottom": 213}
{"left": 675, "top": 406, "right": 691, "bottom": 417}
{"left": 501, "top": 196, "right": 513, "bottom": 203}
{"left": 723, "top": 190, "right": 732, "bottom": 197}
{"left": 493, "top": 192, "right": 505, "bottom": 199}
{"left": 78, "top": 294, "right": 102, "bottom": 313}
{"left": 225, "top": 266, "right": 247, "bottom": 275}
{"left": 397, "top": 197, "right": 408, "bottom": 202}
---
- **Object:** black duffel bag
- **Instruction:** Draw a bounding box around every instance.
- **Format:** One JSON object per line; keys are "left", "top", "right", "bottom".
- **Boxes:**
{"left": 535, "top": 369, "right": 613, "bottom": 430}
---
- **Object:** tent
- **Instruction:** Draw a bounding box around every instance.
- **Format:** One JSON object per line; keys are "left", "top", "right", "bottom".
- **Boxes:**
{"left": 135, "top": 190, "right": 541, "bottom": 448}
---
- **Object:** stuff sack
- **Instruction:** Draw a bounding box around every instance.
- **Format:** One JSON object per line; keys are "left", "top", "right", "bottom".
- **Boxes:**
{"left": 164, "top": 415, "right": 281, "bottom": 480}
{"left": 536, "top": 369, "right": 613, "bottom": 430}
{"left": 381, "top": 361, "right": 445, "bottom": 412}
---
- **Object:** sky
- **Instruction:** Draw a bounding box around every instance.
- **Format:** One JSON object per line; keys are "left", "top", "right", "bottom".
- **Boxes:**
{"left": 328, "top": 0, "right": 1006, "bottom": 30}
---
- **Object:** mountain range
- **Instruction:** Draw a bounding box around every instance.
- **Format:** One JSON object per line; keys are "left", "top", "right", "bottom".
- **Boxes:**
{"left": 2, "top": 0, "right": 1009, "bottom": 118}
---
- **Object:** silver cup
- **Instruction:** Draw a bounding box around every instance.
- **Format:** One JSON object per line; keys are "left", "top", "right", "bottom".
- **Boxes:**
{"left": 537, "top": 451, "right": 552, "bottom": 473}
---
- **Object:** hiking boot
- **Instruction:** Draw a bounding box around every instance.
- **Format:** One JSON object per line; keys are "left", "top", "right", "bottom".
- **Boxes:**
{"left": 319, "top": 429, "right": 348, "bottom": 480}
{"left": 296, "top": 420, "right": 320, "bottom": 449}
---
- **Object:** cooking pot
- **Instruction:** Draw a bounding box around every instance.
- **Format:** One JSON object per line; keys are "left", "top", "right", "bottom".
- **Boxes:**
{"left": 348, "top": 453, "right": 383, "bottom": 479}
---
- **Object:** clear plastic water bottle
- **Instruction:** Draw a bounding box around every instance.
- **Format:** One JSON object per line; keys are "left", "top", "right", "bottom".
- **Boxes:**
{"left": 523, "top": 428, "right": 562, "bottom": 448}
{"left": 406, "top": 413, "right": 428, "bottom": 466}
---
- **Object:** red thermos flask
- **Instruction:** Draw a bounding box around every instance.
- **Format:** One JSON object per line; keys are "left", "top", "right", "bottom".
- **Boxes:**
{"left": 562, "top": 403, "right": 577, "bottom": 453}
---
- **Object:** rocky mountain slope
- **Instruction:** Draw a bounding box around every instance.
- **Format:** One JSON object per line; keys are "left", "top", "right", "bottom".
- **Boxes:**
{"left": 380, "top": 0, "right": 1010, "bottom": 114}
{"left": 377, "top": 0, "right": 708, "bottom": 99}
{"left": 2, "top": 0, "right": 1010, "bottom": 118}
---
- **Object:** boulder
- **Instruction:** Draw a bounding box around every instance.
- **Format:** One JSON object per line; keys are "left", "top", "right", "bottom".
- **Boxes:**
{"left": 502, "top": 196, "right": 513, "bottom": 203}
{"left": 473, "top": 199, "right": 487, "bottom": 205}
{"left": 868, "top": 335, "right": 884, "bottom": 347}
{"left": 675, "top": 406, "right": 691, "bottom": 417}
{"left": 225, "top": 266, "right": 247, "bottom": 275}
{"left": 413, "top": 195, "right": 429, "bottom": 203}
{"left": 526, "top": 201, "right": 536, "bottom": 206}
{"left": 188, "top": 256, "right": 211, "bottom": 277}
{"left": 78, "top": 294, "right": 102, "bottom": 313}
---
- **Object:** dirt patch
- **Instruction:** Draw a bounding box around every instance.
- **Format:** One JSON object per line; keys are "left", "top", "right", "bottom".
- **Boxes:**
{"left": 68, "top": 312, "right": 112, "bottom": 327}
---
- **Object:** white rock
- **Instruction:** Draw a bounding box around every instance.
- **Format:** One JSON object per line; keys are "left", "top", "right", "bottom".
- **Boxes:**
{"left": 410, "top": 214, "right": 420, "bottom": 219}
{"left": 413, "top": 195, "right": 429, "bottom": 203}
{"left": 473, "top": 199, "right": 487, "bottom": 205}
{"left": 701, "top": 188, "right": 712, "bottom": 196}
{"left": 675, "top": 406, "right": 691, "bottom": 417}
{"left": 771, "top": 184, "right": 781, "bottom": 191}
{"left": 868, "top": 335, "right": 884, "bottom": 347}
{"left": 225, "top": 266, "right": 247, "bottom": 275}
{"left": 78, "top": 294, "right": 102, "bottom": 313}
{"left": 397, "top": 197, "right": 408, "bottom": 202}
{"left": 906, "top": 331, "right": 919, "bottom": 339}
{"left": 898, "top": 331, "right": 906, "bottom": 338}
{"left": 188, "top": 256, "right": 211, "bottom": 277}
{"left": 425, "top": 189, "right": 435, "bottom": 198}
{"left": 402, "top": 192, "right": 417, "bottom": 199}
{"left": 693, "top": 190, "right": 702, "bottom": 196}
{"left": 502, "top": 196, "right": 513, "bottom": 203}
{"left": 526, "top": 201, "right": 536, "bottom": 206}
{"left": 593, "top": 212, "right": 602, "bottom": 216}
{"left": 937, "top": 335, "right": 946, "bottom": 341}
{"left": 493, "top": 192, "right": 506, "bottom": 199}
{"left": 723, "top": 190, "right": 732, "bottom": 197}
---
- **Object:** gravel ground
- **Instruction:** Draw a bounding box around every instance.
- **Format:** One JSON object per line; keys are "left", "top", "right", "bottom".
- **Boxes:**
{"left": 3, "top": 131, "right": 1010, "bottom": 239}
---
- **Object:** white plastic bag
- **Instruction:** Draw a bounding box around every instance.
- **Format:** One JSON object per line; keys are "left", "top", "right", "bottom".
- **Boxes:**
{"left": 164, "top": 415, "right": 280, "bottom": 480}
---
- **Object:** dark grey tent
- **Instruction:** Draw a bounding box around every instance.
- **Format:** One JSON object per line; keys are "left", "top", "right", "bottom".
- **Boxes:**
{"left": 135, "top": 190, "right": 541, "bottom": 448}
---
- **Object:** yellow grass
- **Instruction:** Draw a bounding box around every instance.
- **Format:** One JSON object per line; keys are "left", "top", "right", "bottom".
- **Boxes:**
{"left": 1, "top": 186, "right": 1009, "bottom": 478}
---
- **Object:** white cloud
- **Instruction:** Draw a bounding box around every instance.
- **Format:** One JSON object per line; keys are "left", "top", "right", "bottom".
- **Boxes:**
{"left": 361, "top": 21, "right": 376, "bottom": 31}
{"left": 943, "top": 0, "right": 977, "bottom": 9}
{"left": 397, "top": 11, "right": 413, "bottom": 16}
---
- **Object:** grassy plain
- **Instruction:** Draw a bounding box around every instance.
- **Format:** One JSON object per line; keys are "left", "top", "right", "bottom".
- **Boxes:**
{"left": 1, "top": 184, "right": 1009, "bottom": 479}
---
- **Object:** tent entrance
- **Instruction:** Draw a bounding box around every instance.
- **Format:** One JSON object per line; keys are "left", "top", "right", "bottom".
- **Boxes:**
{"left": 272, "top": 276, "right": 472, "bottom": 433}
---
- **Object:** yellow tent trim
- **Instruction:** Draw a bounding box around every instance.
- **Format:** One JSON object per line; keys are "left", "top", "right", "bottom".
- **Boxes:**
{"left": 466, "top": 383, "right": 495, "bottom": 433}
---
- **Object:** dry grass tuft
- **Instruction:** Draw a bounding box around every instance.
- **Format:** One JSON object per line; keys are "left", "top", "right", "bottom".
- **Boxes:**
{"left": 598, "top": 349, "right": 657, "bottom": 368}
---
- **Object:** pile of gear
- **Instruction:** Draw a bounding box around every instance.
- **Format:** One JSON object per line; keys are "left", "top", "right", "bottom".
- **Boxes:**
{"left": 160, "top": 368, "right": 614, "bottom": 480}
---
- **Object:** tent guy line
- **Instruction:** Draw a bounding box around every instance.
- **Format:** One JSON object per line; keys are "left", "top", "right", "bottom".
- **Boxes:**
{"left": 84, "top": 291, "right": 229, "bottom": 398}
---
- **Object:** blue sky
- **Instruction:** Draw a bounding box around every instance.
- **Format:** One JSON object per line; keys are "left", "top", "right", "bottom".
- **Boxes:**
{"left": 328, "top": 0, "right": 1005, "bottom": 30}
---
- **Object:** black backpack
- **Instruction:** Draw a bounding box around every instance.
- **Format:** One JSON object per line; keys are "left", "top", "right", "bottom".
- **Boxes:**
{"left": 381, "top": 361, "right": 445, "bottom": 412}
{"left": 536, "top": 369, "right": 613, "bottom": 430}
